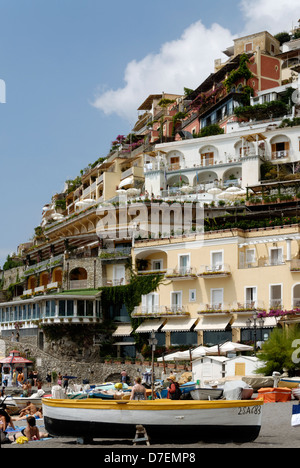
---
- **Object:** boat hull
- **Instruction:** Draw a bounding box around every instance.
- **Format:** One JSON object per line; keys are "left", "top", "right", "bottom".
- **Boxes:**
{"left": 42, "top": 398, "right": 263, "bottom": 443}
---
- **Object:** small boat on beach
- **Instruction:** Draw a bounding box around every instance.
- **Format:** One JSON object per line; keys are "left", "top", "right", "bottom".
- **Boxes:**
{"left": 292, "top": 387, "right": 300, "bottom": 400}
{"left": 42, "top": 397, "right": 263, "bottom": 443}
{"left": 279, "top": 377, "right": 300, "bottom": 389}
{"left": 190, "top": 388, "right": 223, "bottom": 400}
{"left": 0, "top": 393, "right": 45, "bottom": 410}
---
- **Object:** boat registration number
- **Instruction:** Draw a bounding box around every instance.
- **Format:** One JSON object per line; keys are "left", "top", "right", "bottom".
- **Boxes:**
{"left": 238, "top": 406, "right": 262, "bottom": 416}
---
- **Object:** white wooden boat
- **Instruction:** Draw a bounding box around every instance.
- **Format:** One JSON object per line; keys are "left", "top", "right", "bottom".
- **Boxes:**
{"left": 42, "top": 397, "right": 263, "bottom": 443}
{"left": 12, "top": 396, "right": 43, "bottom": 409}
{"left": 279, "top": 377, "right": 300, "bottom": 389}
{"left": 292, "top": 387, "right": 300, "bottom": 400}
{"left": 190, "top": 388, "right": 223, "bottom": 400}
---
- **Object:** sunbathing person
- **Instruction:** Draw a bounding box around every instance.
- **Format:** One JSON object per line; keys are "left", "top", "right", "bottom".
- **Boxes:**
{"left": 9, "top": 416, "right": 48, "bottom": 442}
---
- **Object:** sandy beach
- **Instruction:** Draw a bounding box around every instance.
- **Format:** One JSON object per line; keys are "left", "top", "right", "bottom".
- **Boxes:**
{"left": 1, "top": 398, "right": 299, "bottom": 450}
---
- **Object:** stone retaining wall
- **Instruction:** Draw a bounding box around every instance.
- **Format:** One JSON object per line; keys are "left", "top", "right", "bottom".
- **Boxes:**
{"left": 0, "top": 338, "right": 184, "bottom": 385}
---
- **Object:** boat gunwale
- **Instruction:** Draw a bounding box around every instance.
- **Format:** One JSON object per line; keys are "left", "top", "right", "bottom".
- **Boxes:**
{"left": 42, "top": 397, "right": 263, "bottom": 411}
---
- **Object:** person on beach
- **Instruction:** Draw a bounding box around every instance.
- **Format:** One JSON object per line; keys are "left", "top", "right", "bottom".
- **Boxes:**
{"left": 130, "top": 376, "right": 147, "bottom": 400}
{"left": 167, "top": 375, "right": 182, "bottom": 400}
{"left": 120, "top": 370, "right": 130, "bottom": 385}
{"left": 17, "top": 371, "right": 24, "bottom": 388}
{"left": 18, "top": 401, "right": 38, "bottom": 419}
{"left": 9, "top": 415, "right": 49, "bottom": 442}
{"left": 57, "top": 373, "right": 62, "bottom": 386}
{"left": 0, "top": 406, "right": 16, "bottom": 432}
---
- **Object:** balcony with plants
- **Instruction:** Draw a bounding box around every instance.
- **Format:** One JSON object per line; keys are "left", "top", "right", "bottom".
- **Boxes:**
{"left": 132, "top": 304, "right": 189, "bottom": 318}
{"left": 198, "top": 263, "right": 231, "bottom": 278}
{"left": 165, "top": 267, "right": 197, "bottom": 280}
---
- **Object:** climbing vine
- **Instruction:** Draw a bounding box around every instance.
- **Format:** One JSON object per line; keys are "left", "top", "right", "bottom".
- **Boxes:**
{"left": 99, "top": 273, "right": 164, "bottom": 325}
{"left": 99, "top": 273, "right": 165, "bottom": 352}
{"left": 224, "top": 53, "right": 253, "bottom": 92}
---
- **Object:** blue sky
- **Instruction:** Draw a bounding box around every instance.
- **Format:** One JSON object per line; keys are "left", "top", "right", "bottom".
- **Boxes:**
{"left": 0, "top": 0, "right": 299, "bottom": 268}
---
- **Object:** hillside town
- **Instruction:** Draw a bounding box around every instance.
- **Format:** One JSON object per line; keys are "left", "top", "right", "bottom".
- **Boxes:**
{"left": 1, "top": 26, "right": 300, "bottom": 387}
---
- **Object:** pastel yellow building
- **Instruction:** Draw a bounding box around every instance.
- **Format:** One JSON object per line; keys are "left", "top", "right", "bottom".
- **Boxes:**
{"left": 132, "top": 224, "right": 300, "bottom": 348}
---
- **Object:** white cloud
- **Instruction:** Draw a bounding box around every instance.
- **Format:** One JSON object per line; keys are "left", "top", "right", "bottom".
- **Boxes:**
{"left": 92, "top": 20, "right": 234, "bottom": 123}
{"left": 239, "top": 0, "right": 300, "bottom": 35}
{"left": 92, "top": 0, "right": 300, "bottom": 124}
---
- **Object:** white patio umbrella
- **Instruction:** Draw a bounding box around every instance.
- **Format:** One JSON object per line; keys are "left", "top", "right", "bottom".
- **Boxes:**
{"left": 179, "top": 346, "right": 209, "bottom": 360}
{"left": 181, "top": 185, "right": 194, "bottom": 194}
{"left": 207, "top": 341, "right": 253, "bottom": 355}
{"left": 126, "top": 188, "right": 141, "bottom": 198}
{"left": 157, "top": 351, "right": 186, "bottom": 362}
{"left": 225, "top": 186, "right": 242, "bottom": 193}
{"left": 157, "top": 346, "right": 209, "bottom": 362}
{"left": 207, "top": 187, "right": 222, "bottom": 195}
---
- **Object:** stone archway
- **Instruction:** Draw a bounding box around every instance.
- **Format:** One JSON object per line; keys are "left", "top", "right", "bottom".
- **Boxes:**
{"left": 69, "top": 267, "right": 88, "bottom": 289}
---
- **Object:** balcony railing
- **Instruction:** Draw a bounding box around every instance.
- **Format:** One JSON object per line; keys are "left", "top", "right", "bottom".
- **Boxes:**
{"left": 24, "top": 254, "right": 64, "bottom": 277}
{"left": 198, "top": 303, "right": 232, "bottom": 313}
{"left": 104, "top": 278, "right": 125, "bottom": 286}
{"left": 293, "top": 298, "right": 300, "bottom": 308}
{"left": 165, "top": 267, "right": 197, "bottom": 279}
{"left": 290, "top": 259, "right": 300, "bottom": 272}
{"left": 240, "top": 257, "right": 286, "bottom": 269}
{"left": 233, "top": 300, "right": 265, "bottom": 311}
{"left": 137, "top": 269, "right": 167, "bottom": 276}
{"left": 132, "top": 305, "right": 189, "bottom": 317}
{"left": 272, "top": 150, "right": 289, "bottom": 161}
{"left": 269, "top": 299, "right": 283, "bottom": 310}
{"left": 69, "top": 280, "right": 87, "bottom": 290}
{"left": 198, "top": 264, "right": 231, "bottom": 277}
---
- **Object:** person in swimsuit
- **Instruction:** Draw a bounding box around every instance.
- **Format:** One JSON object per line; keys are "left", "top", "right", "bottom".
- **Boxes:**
{"left": 130, "top": 377, "right": 147, "bottom": 400}
{"left": 9, "top": 416, "right": 48, "bottom": 442}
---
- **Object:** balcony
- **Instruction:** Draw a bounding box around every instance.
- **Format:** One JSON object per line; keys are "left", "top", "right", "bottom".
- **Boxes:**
{"left": 233, "top": 300, "right": 266, "bottom": 312}
{"left": 132, "top": 305, "right": 189, "bottom": 318}
{"left": 290, "top": 259, "right": 300, "bottom": 272}
{"left": 120, "top": 165, "right": 144, "bottom": 181}
{"left": 269, "top": 299, "right": 283, "bottom": 310}
{"left": 293, "top": 298, "right": 300, "bottom": 309}
{"left": 69, "top": 280, "right": 88, "bottom": 290}
{"left": 198, "top": 263, "right": 231, "bottom": 278}
{"left": 104, "top": 278, "right": 126, "bottom": 287}
{"left": 24, "top": 254, "right": 64, "bottom": 277}
{"left": 137, "top": 268, "right": 167, "bottom": 276}
{"left": 271, "top": 150, "right": 290, "bottom": 162}
{"left": 198, "top": 303, "right": 232, "bottom": 314}
{"left": 165, "top": 267, "right": 197, "bottom": 280}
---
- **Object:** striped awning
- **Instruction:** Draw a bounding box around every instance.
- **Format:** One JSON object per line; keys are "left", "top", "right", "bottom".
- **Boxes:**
{"left": 135, "top": 319, "right": 165, "bottom": 333}
{"left": 161, "top": 318, "right": 198, "bottom": 332}
{"left": 232, "top": 315, "right": 277, "bottom": 328}
{"left": 112, "top": 324, "right": 133, "bottom": 337}
{"left": 195, "top": 315, "right": 231, "bottom": 331}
